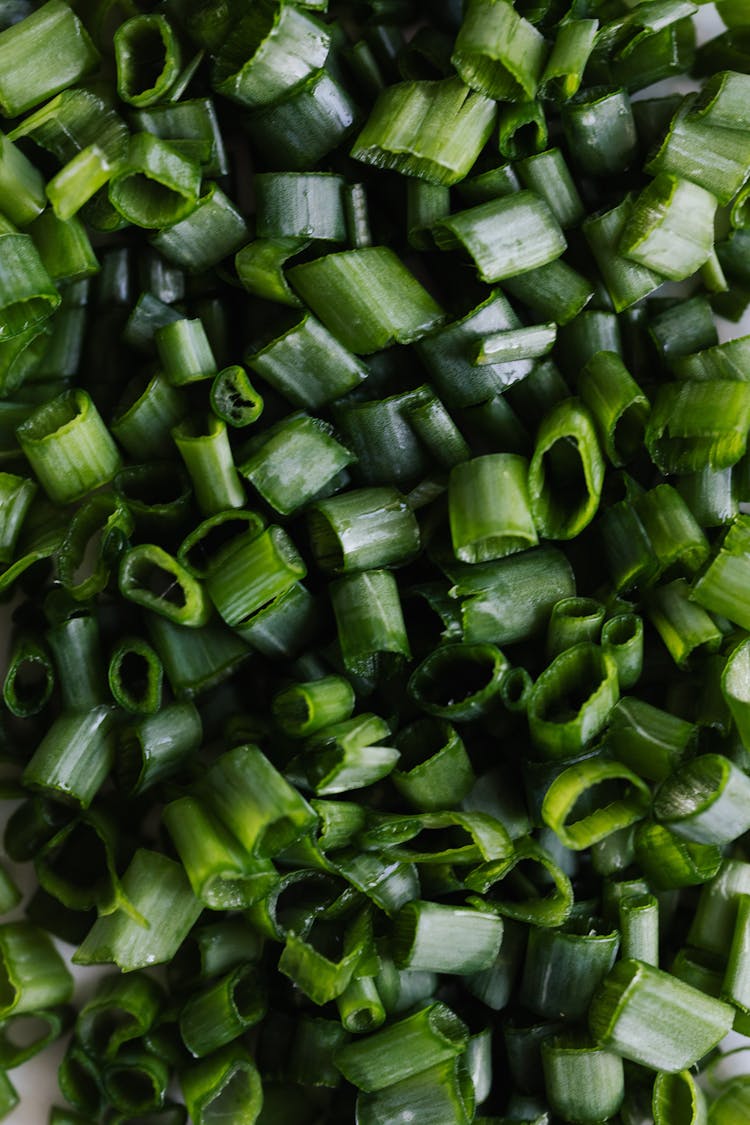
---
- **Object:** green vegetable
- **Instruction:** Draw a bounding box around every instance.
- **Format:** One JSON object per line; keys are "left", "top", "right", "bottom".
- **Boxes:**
{"left": 2, "top": 2, "right": 750, "bottom": 1121}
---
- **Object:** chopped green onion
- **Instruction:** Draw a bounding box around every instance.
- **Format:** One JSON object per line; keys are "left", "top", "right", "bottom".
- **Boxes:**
{"left": 74, "top": 849, "right": 203, "bottom": 972}
{"left": 654, "top": 753, "right": 750, "bottom": 844}
{"left": 528, "top": 398, "right": 605, "bottom": 540}
{"left": 647, "top": 578, "right": 722, "bottom": 668}
{"left": 151, "top": 185, "right": 249, "bottom": 273}
{"left": 541, "top": 1034, "right": 625, "bottom": 1124}
{"left": 540, "top": 19, "right": 599, "bottom": 100}
{"left": 331, "top": 569, "right": 410, "bottom": 680}
{"left": 619, "top": 174, "right": 717, "bottom": 281}
{"left": 547, "top": 597, "right": 604, "bottom": 660}
{"left": 334, "top": 1001, "right": 468, "bottom": 1092}
{"left": 309, "top": 486, "right": 419, "bottom": 574}
{"left": 247, "top": 312, "right": 367, "bottom": 409}
{"left": 521, "top": 923, "right": 619, "bottom": 1020}
{"left": 211, "top": 3, "right": 330, "bottom": 109}
{"left": 392, "top": 900, "right": 504, "bottom": 974}
{"left": 239, "top": 411, "right": 353, "bottom": 516}
{"left": 179, "top": 962, "right": 266, "bottom": 1058}
{"left": 451, "top": 0, "right": 547, "bottom": 101}
{"left": 180, "top": 1044, "right": 262, "bottom": 1125}
{"left": 16, "top": 389, "right": 120, "bottom": 504}
{"left": 119, "top": 545, "right": 211, "bottom": 628}
{"left": 589, "top": 958, "right": 734, "bottom": 1071}
{"left": 351, "top": 77, "right": 496, "bottom": 186}
{"left": 448, "top": 544, "right": 575, "bottom": 646}
{"left": 434, "top": 191, "right": 566, "bottom": 284}
{"left": 542, "top": 758, "right": 651, "bottom": 849}
{"left": 449, "top": 454, "right": 537, "bottom": 563}
{"left": 114, "top": 15, "right": 181, "bottom": 108}
{"left": 172, "top": 415, "right": 245, "bottom": 516}
{"left": 527, "top": 642, "right": 619, "bottom": 759}
{"left": 22, "top": 705, "right": 114, "bottom": 809}
{"left": 0, "top": 0, "right": 99, "bottom": 117}
{"left": 562, "top": 86, "right": 638, "bottom": 176}
{"left": 116, "top": 701, "right": 201, "bottom": 796}
{"left": 607, "top": 697, "right": 695, "bottom": 782}
{"left": 288, "top": 247, "right": 445, "bottom": 353}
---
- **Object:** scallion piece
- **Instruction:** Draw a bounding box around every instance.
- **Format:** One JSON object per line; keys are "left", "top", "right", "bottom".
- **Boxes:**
{"left": 151, "top": 185, "right": 249, "bottom": 273}
{"left": 646, "top": 380, "right": 750, "bottom": 473}
{"left": 448, "top": 454, "right": 537, "bottom": 563}
{"left": 132, "top": 97, "right": 228, "bottom": 178}
{"left": 0, "top": 131, "right": 46, "bottom": 227}
{"left": 3, "top": 631, "right": 54, "bottom": 718}
{"left": 562, "top": 86, "right": 638, "bottom": 176}
{"left": 521, "top": 924, "right": 620, "bottom": 1020}
{"left": 0, "top": 921, "right": 72, "bottom": 1018}
{"left": 0, "top": 0, "right": 99, "bottom": 117}
{"left": 585, "top": 196, "right": 666, "bottom": 313}
{"left": 210, "top": 366, "right": 264, "bottom": 429}
{"left": 288, "top": 247, "right": 445, "bottom": 353}
{"left": 635, "top": 483, "right": 709, "bottom": 579}
{"left": 309, "top": 486, "right": 420, "bottom": 574}
{"left": 179, "top": 962, "right": 266, "bottom": 1058}
{"left": 355, "top": 1058, "right": 474, "bottom": 1125}
{"left": 109, "top": 135, "right": 201, "bottom": 230}
{"left": 279, "top": 905, "right": 373, "bottom": 1005}
{"left": 331, "top": 569, "right": 410, "bottom": 680}
{"left": 466, "top": 835, "right": 574, "bottom": 927}
{"left": 408, "top": 641, "right": 508, "bottom": 722}
{"left": 547, "top": 597, "right": 605, "bottom": 659}
{"left": 392, "top": 719, "right": 475, "bottom": 812}
{"left": 391, "top": 898, "right": 503, "bottom": 976}
{"left": 77, "top": 971, "right": 163, "bottom": 1061}
{"left": 415, "top": 291, "right": 527, "bottom": 408}
{"left": 542, "top": 758, "right": 651, "bottom": 849}
{"left": 351, "top": 76, "right": 496, "bottom": 185}
{"left": 448, "top": 545, "right": 575, "bottom": 646}
{"left": 16, "top": 389, "right": 120, "bottom": 504}
{"left": 22, "top": 705, "right": 114, "bottom": 809}
{"left": 245, "top": 68, "right": 356, "bottom": 171}
{"left": 528, "top": 642, "right": 619, "bottom": 759}
{"left": 172, "top": 415, "right": 244, "bottom": 516}
{"left": 180, "top": 1044, "right": 262, "bottom": 1125}
{"left": 693, "top": 516, "right": 750, "bottom": 629}
{"left": 108, "top": 636, "right": 163, "bottom": 716}
{"left": 247, "top": 312, "right": 367, "bottom": 409}
{"left": 57, "top": 491, "right": 134, "bottom": 603}
{"left": 654, "top": 753, "right": 750, "bottom": 844}
{"left": 607, "top": 697, "right": 695, "bottom": 782}
{"left": 647, "top": 91, "right": 750, "bottom": 205}
{"left": 334, "top": 1001, "right": 468, "bottom": 1092}
{"left": 620, "top": 174, "right": 717, "bottom": 281}
{"left": 114, "top": 14, "right": 181, "bottom": 107}
{"left": 74, "top": 849, "right": 202, "bottom": 972}
{"left": 273, "top": 676, "right": 355, "bottom": 739}
{"left": 589, "top": 958, "right": 734, "bottom": 1071}
{"left": 201, "top": 744, "right": 316, "bottom": 858}
{"left": 288, "top": 712, "right": 399, "bottom": 795}
{"left": 118, "top": 545, "right": 211, "bottom": 628}
{"left": 116, "top": 701, "right": 201, "bottom": 796}
{"left": 434, "top": 191, "right": 566, "bottom": 283}
{"left": 540, "top": 18, "right": 599, "bottom": 100}
{"left": 528, "top": 399, "right": 605, "bottom": 540}
{"left": 239, "top": 411, "right": 353, "bottom": 516}
{"left": 647, "top": 578, "right": 722, "bottom": 668}
{"left": 211, "top": 3, "right": 330, "bottom": 109}
{"left": 451, "top": 0, "right": 547, "bottom": 101}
